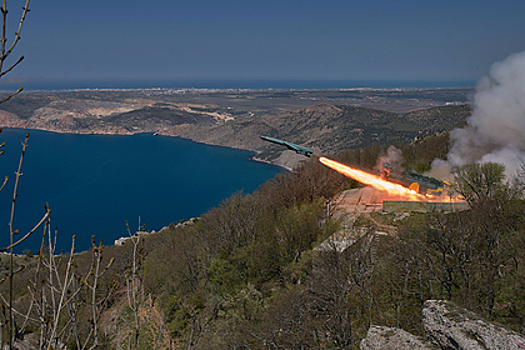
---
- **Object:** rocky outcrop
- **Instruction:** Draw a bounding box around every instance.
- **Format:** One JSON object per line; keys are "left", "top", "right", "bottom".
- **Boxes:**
{"left": 361, "top": 300, "right": 525, "bottom": 350}
{"left": 360, "top": 325, "right": 436, "bottom": 350}
{"left": 422, "top": 300, "right": 525, "bottom": 350}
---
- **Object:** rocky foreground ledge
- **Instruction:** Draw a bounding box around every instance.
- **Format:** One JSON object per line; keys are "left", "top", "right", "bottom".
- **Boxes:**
{"left": 361, "top": 300, "right": 525, "bottom": 350}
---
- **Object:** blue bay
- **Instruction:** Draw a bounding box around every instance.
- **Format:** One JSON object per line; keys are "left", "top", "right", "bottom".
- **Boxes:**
{"left": 0, "top": 129, "right": 279, "bottom": 253}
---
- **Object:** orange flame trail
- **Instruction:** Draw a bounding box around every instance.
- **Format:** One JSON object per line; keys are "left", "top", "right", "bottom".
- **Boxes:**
{"left": 319, "top": 157, "right": 425, "bottom": 200}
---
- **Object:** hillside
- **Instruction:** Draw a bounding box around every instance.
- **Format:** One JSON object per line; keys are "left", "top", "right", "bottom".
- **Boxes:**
{"left": 2, "top": 100, "right": 524, "bottom": 349}
{"left": 161, "top": 103, "right": 471, "bottom": 166}
{"left": 0, "top": 89, "right": 471, "bottom": 168}
{"left": 4, "top": 148, "right": 523, "bottom": 350}
{"left": 0, "top": 92, "right": 232, "bottom": 135}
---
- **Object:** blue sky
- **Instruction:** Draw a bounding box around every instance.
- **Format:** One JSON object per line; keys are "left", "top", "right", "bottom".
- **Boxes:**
{"left": 2, "top": 0, "right": 525, "bottom": 88}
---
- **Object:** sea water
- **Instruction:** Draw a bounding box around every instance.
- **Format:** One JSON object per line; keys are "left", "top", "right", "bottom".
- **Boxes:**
{"left": 0, "top": 129, "right": 279, "bottom": 253}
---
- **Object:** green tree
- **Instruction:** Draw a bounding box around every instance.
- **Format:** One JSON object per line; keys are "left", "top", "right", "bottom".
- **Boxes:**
{"left": 453, "top": 162, "right": 507, "bottom": 208}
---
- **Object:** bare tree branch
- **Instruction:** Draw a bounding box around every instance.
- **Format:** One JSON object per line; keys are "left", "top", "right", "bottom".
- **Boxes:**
{"left": 4, "top": 0, "right": 30, "bottom": 60}
{"left": 0, "top": 208, "right": 50, "bottom": 252}
{"left": 0, "top": 0, "right": 31, "bottom": 106}
{"left": 0, "top": 87, "right": 22, "bottom": 104}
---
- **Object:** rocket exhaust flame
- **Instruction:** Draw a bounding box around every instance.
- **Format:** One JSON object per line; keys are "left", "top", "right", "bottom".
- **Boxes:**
{"left": 258, "top": 134, "right": 453, "bottom": 202}
{"left": 319, "top": 157, "right": 425, "bottom": 201}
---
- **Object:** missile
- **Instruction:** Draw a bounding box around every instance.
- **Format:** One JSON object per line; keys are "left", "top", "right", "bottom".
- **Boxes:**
{"left": 260, "top": 136, "right": 314, "bottom": 157}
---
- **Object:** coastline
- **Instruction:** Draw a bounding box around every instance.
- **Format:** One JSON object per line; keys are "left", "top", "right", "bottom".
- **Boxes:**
{"left": 2, "top": 125, "right": 296, "bottom": 169}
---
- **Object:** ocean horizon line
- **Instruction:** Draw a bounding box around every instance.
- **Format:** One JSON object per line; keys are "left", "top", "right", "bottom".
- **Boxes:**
{"left": 0, "top": 77, "right": 476, "bottom": 92}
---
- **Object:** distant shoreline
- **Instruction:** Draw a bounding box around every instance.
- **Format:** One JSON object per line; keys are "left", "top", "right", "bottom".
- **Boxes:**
{"left": 0, "top": 88, "right": 472, "bottom": 170}
{"left": 0, "top": 78, "right": 476, "bottom": 92}
{"left": 1, "top": 126, "right": 289, "bottom": 170}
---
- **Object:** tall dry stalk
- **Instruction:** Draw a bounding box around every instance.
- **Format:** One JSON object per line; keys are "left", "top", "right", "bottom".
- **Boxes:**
{"left": 0, "top": 0, "right": 30, "bottom": 103}
{"left": 0, "top": 131, "right": 50, "bottom": 349}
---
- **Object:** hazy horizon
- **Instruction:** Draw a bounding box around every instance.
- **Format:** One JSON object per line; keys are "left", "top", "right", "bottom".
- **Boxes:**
{"left": 0, "top": 77, "right": 477, "bottom": 92}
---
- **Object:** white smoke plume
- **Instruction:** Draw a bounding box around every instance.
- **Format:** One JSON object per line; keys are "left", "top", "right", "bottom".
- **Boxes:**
{"left": 441, "top": 51, "right": 525, "bottom": 177}
{"left": 376, "top": 145, "right": 404, "bottom": 172}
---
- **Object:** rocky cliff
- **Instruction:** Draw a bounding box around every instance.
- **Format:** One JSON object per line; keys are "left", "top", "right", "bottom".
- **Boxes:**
{"left": 361, "top": 300, "right": 525, "bottom": 350}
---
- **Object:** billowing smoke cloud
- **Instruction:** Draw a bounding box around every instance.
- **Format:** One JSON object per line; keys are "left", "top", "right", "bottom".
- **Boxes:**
{"left": 437, "top": 51, "right": 525, "bottom": 177}
{"left": 376, "top": 145, "right": 404, "bottom": 172}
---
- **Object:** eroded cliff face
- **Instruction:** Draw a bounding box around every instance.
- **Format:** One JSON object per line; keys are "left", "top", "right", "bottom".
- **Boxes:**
{"left": 361, "top": 300, "right": 525, "bottom": 350}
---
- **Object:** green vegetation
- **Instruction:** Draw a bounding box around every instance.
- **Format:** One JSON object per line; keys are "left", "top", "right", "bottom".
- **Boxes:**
{"left": 2, "top": 126, "right": 525, "bottom": 349}
{"left": 124, "top": 155, "right": 525, "bottom": 348}
{"left": 140, "top": 136, "right": 523, "bottom": 348}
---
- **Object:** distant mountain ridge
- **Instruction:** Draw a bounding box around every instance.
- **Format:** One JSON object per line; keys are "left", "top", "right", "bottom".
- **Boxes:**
{"left": 0, "top": 90, "right": 471, "bottom": 167}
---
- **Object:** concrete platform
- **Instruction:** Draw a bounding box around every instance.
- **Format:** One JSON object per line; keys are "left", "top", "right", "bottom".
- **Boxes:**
{"left": 333, "top": 186, "right": 466, "bottom": 214}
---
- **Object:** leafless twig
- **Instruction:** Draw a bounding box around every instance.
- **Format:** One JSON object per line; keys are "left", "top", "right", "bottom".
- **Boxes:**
{"left": 3, "top": 133, "right": 49, "bottom": 349}
{"left": 0, "top": 0, "right": 31, "bottom": 104}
